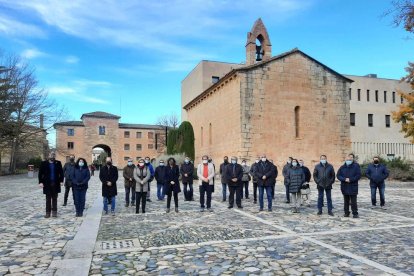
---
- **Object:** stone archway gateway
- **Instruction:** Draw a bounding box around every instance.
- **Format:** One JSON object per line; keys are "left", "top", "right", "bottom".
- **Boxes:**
{"left": 93, "top": 144, "right": 112, "bottom": 157}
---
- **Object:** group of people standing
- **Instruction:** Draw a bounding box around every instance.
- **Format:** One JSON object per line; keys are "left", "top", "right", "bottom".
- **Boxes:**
{"left": 38, "top": 151, "right": 390, "bottom": 220}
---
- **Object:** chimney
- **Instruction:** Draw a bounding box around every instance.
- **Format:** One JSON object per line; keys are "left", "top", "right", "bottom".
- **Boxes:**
{"left": 40, "top": 114, "right": 44, "bottom": 129}
{"left": 364, "top": 74, "right": 377, "bottom": 78}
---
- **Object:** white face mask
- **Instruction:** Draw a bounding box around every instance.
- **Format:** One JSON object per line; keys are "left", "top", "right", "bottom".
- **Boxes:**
{"left": 159, "top": 163, "right": 165, "bottom": 166}
{"left": 202, "top": 160, "right": 208, "bottom": 164}
{"left": 261, "top": 158, "right": 266, "bottom": 162}
{"left": 139, "top": 163, "right": 144, "bottom": 167}
{"left": 242, "top": 162, "right": 246, "bottom": 166}
{"left": 79, "top": 162, "right": 84, "bottom": 167}
{"left": 231, "top": 160, "right": 237, "bottom": 164}
{"left": 255, "top": 160, "right": 259, "bottom": 163}
{"left": 128, "top": 162, "right": 133, "bottom": 166}
{"left": 145, "top": 160, "right": 149, "bottom": 164}
{"left": 287, "top": 160, "right": 291, "bottom": 164}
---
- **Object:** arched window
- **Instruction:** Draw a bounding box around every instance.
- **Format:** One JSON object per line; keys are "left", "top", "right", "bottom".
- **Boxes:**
{"left": 294, "top": 106, "right": 300, "bottom": 138}
{"left": 209, "top": 123, "right": 212, "bottom": 145}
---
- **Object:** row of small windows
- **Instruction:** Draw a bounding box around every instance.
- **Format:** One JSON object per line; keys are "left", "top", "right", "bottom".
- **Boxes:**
{"left": 349, "top": 88, "right": 403, "bottom": 104}
{"left": 124, "top": 144, "right": 154, "bottom": 150}
{"left": 350, "top": 113, "right": 391, "bottom": 128}
{"left": 124, "top": 156, "right": 148, "bottom": 161}
{"left": 67, "top": 128, "right": 155, "bottom": 139}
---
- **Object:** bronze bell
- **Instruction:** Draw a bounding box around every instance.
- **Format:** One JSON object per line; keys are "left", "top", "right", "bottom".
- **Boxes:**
{"left": 256, "top": 45, "right": 264, "bottom": 61}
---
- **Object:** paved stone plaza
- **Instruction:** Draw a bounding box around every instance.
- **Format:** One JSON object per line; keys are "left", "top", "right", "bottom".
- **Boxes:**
{"left": 0, "top": 173, "right": 413, "bottom": 275}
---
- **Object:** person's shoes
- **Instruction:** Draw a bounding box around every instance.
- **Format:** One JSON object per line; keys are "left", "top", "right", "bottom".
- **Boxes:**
{"left": 228, "top": 206, "right": 233, "bottom": 209}
{"left": 200, "top": 208, "right": 205, "bottom": 212}
{"left": 104, "top": 210, "right": 108, "bottom": 215}
{"left": 44, "top": 212, "right": 51, "bottom": 218}
{"left": 353, "top": 214, "right": 359, "bottom": 219}
{"left": 62, "top": 203, "right": 67, "bottom": 206}
{"left": 175, "top": 208, "right": 179, "bottom": 213}
{"left": 246, "top": 197, "right": 249, "bottom": 199}
{"left": 136, "top": 210, "right": 139, "bottom": 214}
{"left": 80, "top": 213, "right": 83, "bottom": 217}
{"left": 328, "top": 211, "right": 334, "bottom": 216}
{"left": 286, "top": 201, "right": 290, "bottom": 204}
{"left": 381, "top": 206, "right": 387, "bottom": 210}
{"left": 259, "top": 209, "right": 264, "bottom": 212}
{"left": 131, "top": 202, "right": 135, "bottom": 206}
{"left": 166, "top": 208, "right": 170, "bottom": 213}
{"left": 344, "top": 213, "right": 350, "bottom": 217}
{"left": 371, "top": 205, "right": 376, "bottom": 209}
{"left": 207, "top": 208, "right": 213, "bottom": 212}
{"left": 52, "top": 211, "right": 57, "bottom": 217}
{"left": 296, "top": 208, "right": 300, "bottom": 213}
{"left": 307, "top": 204, "right": 311, "bottom": 207}
{"left": 142, "top": 210, "right": 146, "bottom": 214}
{"left": 268, "top": 209, "right": 272, "bottom": 212}
{"left": 111, "top": 211, "right": 115, "bottom": 216}
{"left": 147, "top": 199, "right": 152, "bottom": 202}
{"left": 222, "top": 199, "right": 226, "bottom": 202}
{"left": 125, "top": 203, "right": 129, "bottom": 207}
{"left": 237, "top": 206, "right": 243, "bottom": 209}
{"left": 254, "top": 200, "right": 257, "bottom": 204}
{"left": 317, "top": 211, "right": 322, "bottom": 216}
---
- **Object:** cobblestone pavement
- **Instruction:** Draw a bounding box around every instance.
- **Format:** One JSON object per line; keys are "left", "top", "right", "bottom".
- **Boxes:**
{"left": 1, "top": 174, "right": 414, "bottom": 275}
{"left": 0, "top": 173, "right": 101, "bottom": 275}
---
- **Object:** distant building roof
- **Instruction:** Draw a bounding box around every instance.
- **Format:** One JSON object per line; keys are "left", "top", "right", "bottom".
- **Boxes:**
{"left": 81, "top": 111, "right": 121, "bottom": 120}
{"left": 119, "top": 123, "right": 165, "bottom": 130}
{"left": 54, "top": 121, "right": 84, "bottom": 128}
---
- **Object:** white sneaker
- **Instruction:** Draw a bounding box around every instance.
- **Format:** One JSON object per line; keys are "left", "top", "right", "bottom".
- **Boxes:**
{"left": 371, "top": 205, "right": 376, "bottom": 209}
{"left": 381, "top": 206, "right": 387, "bottom": 210}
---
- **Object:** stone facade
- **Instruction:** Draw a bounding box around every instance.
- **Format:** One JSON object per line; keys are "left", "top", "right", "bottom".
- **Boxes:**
{"left": 54, "top": 112, "right": 166, "bottom": 166}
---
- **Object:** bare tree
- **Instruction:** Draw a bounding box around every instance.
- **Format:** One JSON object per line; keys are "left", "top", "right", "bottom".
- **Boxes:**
{"left": 156, "top": 113, "right": 180, "bottom": 129}
{"left": 0, "top": 51, "right": 67, "bottom": 173}
{"left": 385, "top": 0, "right": 414, "bottom": 33}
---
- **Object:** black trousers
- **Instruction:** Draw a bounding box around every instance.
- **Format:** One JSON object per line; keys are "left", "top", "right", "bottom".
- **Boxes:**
{"left": 253, "top": 182, "right": 258, "bottom": 201}
{"left": 199, "top": 182, "right": 212, "bottom": 209}
{"left": 136, "top": 192, "right": 147, "bottom": 213}
{"left": 344, "top": 194, "right": 358, "bottom": 215}
{"left": 229, "top": 185, "right": 242, "bottom": 207}
{"left": 271, "top": 183, "right": 275, "bottom": 199}
{"left": 166, "top": 191, "right": 179, "bottom": 208}
{"left": 46, "top": 193, "right": 58, "bottom": 212}
{"left": 64, "top": 185, "right": 74, "bottom": 204}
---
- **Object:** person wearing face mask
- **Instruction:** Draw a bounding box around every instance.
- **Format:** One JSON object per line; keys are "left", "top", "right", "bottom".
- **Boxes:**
{"left": 299, "top": 159, "right": 312, "bottom": 207}
{"left": 144, "top": 157, "right": 155, "bottom": 202}
{"left": 155, "top": 160, "right": 167, "bottom": 201}
{"left": 99, "top": 157, "right": 118, "bottom": 216}
{"left": 38, "top": 152, "right": 64, "bottom": 218}
{"left": 365, "top": 156, "right": 389, "bottom": 209}
{"left": 70, "top": 158, "right": 90, "bottom": 217}
{"left": 240, "top": 160, "right": 251, "bottom": 200}
{"left": 219, "top": 156, "right": 230, "bottom": 202}
{"left": 123, "top": 158, "right": 136, "bottom": 207}
{"left": 286, "top": 159, "right": 305, "bottom": 213}
{"left": 313, "top": 155, "right": 336, "bottom": 216}
{"left": 133, "top": 159, "right": 151, "bottom": 214}
{"left": 164, "top": 157, "right": 181, "bottom": 213}
{"left": 197, "top": 155, "right": 216, "bottom": 212}
{"left": 181, "top": 157, "right": 194, "bottom": 201}
{"left": 62, "top": 155, "right": 76, "bottom": 207}
{"left": 225, "top": 156, "right": 244, "bottom": 209}
{"left": 255, "top": 155, "right": 274, "bottom": 211}
{"left": 249, "top": 156, "right": 261, "bottom": 204}
{"left": 282, "top": 157, "right": 293, "bottom": 203}
{"left": 337, "top": 154, "right": 361, "bottom": 218}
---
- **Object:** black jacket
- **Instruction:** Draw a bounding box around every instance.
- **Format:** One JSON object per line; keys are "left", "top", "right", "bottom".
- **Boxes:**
{"left": 301, "top": 166, "right": 311, "bottom": 182}
{"left": 269, "top": 163, "right": 279, "bottom": 185}
{"left": 282, "top": 163, "right": 291, "bottom": 185}
{"left": 249, "top": 163, "right": 259, "bottom": 183}
{"left": 38, "top": 160, "right": 64, "bottom": 195}
{"left": 220, "top": 162, "right": 229, "bottom": 183}
{"left": 255, "top": 161, "right": 275, "bottom": 187}
{"left": 225, "top": 163, "right": 243, "bottom": 187}
{"left": 164, "top": 165, "right": 181, "bottom": 194}
{"left": 313, "top": 162, "right": 336, "bottom": 189}
{"left": 154, "top": 166, "right": 168, "bottom": 184}
{"left": 99, "top": 165, "right": 119, "bottom": 198}
{"left": 180, "top": 162, "right": 194, "bottom": 183}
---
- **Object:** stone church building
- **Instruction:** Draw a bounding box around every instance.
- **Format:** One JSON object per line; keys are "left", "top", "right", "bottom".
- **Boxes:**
{"left": 182, "top": 19, "right": 353, "bottom": 168}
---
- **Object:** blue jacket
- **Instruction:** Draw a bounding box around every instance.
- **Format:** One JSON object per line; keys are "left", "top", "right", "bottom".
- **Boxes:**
{"left": 365, "top": 163, "right": 389, "bottom": 187}
{"left": 337, "top": 162, "right": 361, "bottom": 195}
{"left": 71, "top": 166, "right": 91, "bottom": 189}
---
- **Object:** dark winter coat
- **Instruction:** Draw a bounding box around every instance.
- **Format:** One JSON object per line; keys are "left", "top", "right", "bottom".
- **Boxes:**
{"left": 164, "top": 165, "right": 181, "bottom": 194}
{"left": 123, "top": 165, "right": 136, "bottom": 188}
{"left": 63, "top": 162, "right": 75, "bottom": 187}
{"left": 180, "top": 162, "right": 194, "bottom": 184}
{"left": 38, "top": 160, "right": 64, "bottom": 195}
{"left": 337, "top": 162, "right": 361, "bottom": 196}
{"left": 255, "top": 161, "right": 275, "bottom": 187}
{"left": 99, "top": 165, "right": 119, "bottom": 198}
{"left": 286, "top": 166, "right": 305, "bottom": 193}
{"left": 282, "top": 163, "right": 291, "bottom": 185}
{"left": 70, "top": 166, "right": 90, "bottom": 190}
{"left": 313, "top": 162, "right": 336, "bottom": 189}
{"left": 269, "top": 163, "right": 278, "bottom": 186}
{"left": 220, "top": 162, "right": 229, "bottom": 183}
{"left": 249, "top": 163, "right": 259, "bottom": 183}
{"left": 365, "top": 163, "right": 389, "bottom": 187}
{"left": 301, "top": 166, "right": 311, "bottom": 182}
{"left": 225, "top": 163, "right": 243, "bottom": 187}
{"left": 155, "top": 165, "right": 168, "bottom": 184}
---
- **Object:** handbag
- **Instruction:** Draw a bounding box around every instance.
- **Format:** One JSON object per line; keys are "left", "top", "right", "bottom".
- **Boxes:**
{"left": 301, "top": 183, "right": 310, "bottom": 190}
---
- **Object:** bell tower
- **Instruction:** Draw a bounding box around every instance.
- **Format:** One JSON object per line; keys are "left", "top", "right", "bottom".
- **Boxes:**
{"left": 246, "top": 18, "right": 272, "bottom": 65}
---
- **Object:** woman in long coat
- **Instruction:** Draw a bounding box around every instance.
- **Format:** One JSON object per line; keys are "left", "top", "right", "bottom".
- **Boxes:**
{"left": 286, "top": 159, "right": 305, "bottom": 213}
{"left": 164, "top": 157, "right": 181, "bottom": 213}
